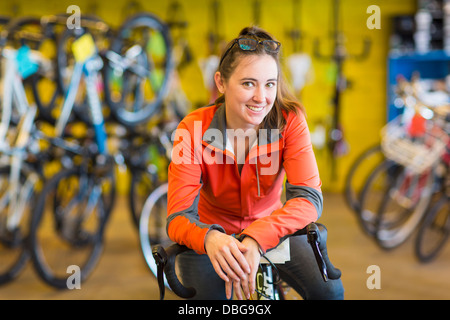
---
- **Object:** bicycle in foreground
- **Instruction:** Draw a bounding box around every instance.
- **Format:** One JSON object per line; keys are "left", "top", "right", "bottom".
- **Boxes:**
{"left": 149, "top": 221, "right": 341, "bottom": 300}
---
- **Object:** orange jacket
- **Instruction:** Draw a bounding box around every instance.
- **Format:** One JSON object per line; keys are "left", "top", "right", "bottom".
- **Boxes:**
{"left": 167, "top": 104, "right": 322, "bottom": 254}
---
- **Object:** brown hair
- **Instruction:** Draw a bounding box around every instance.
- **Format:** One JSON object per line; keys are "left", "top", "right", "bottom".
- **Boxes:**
{"left": 215, "top": 26, "right": 305, "bottom": 132}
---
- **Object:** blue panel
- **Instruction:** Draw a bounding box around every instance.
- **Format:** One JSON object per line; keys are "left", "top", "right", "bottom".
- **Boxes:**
{"left": 387, "top": 50, "right": 450, "bottom": 121}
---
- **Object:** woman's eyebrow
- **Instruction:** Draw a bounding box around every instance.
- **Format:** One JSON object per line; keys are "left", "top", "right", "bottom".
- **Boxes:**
{"left": 240, "top": 77, "right": 278, "bottom": 82}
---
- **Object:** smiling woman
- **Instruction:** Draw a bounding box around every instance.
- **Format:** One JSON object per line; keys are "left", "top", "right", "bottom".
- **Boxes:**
{"left": 166, "top": 26, "right": 344, "bottom": 300}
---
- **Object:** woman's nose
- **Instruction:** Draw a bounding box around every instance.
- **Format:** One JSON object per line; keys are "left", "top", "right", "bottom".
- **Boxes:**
{"left": 253, "top": 86, "right": 265, "bottom": 103}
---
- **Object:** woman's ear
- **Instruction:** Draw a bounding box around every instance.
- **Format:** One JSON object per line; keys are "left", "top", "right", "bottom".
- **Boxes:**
{"left": 214, "top": 71, "right": 225, "bottom": 94}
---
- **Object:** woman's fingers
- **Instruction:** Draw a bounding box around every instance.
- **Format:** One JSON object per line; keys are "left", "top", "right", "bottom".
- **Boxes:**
{"left": 241, "top": 236, "right": 262, "bottom": 296}
{"left": 205, "top": 231, "right": 255, "bottom": 299}
{"left": 225, "top": 280, "right": 233, "bottom": 300}
{"left": 211, "top": 254, "right": 238, "bottom": 282}
{"left": 210, "top": 258, "right": 230, "bottom": 283}
{"left": 234, "top": 280, "right": 243, "bottom": 300}
{"left": 229, "top": 241, "right": 251, "bottom": 275}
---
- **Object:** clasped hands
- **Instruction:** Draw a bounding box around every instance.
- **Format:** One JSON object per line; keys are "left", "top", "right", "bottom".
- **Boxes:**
{"left": 204, "top": 229, "right": 261, "bottom": 300}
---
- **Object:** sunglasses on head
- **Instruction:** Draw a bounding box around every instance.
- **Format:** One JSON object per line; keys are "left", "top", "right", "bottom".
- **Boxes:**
{"left": 219, "top": 38, "right": 281, "bottom": 66}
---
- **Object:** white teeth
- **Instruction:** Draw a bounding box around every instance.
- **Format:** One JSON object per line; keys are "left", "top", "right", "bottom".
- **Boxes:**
{"left": 247, "top": 105, "right": 264, "bottom": 112}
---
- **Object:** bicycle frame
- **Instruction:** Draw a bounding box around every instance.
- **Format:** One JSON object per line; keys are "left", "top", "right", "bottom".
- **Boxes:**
{"left": 0, "top": 48, "right": 30, "bottom": 146}
{"left": 55, "top": 41, "right": 108, "bottom": 156}
{"left": 256, "top": 259, "right": 282, "bottom": 300}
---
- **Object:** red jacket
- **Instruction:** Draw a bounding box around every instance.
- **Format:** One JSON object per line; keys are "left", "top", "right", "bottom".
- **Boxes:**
{"left": 167, "top": 104, "right": 323, "bottom": 254}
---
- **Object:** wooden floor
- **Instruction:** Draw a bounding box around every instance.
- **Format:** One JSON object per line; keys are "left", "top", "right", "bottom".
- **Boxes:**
{"left": 1, "top": 192, "right": 449, "bottom": 300}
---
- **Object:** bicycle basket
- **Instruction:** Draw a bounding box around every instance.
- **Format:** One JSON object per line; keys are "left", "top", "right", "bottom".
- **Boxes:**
{"left": 381, "top": 116, "right": 449, "bottom": 175}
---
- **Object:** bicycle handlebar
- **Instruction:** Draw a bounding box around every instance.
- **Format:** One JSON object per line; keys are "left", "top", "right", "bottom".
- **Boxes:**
{"left": 303, "top": 223, "right": 342, "bottom": 282}
{"left": 152, "top": 222, "right": 341, "bottom": 300}
{"left": 153, "top": 243, "right": 196, "bottom": 299}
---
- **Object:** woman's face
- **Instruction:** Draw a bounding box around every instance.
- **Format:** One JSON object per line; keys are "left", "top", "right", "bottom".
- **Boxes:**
{"left": 215, "top": 54, "right": 278, "bottom": 131}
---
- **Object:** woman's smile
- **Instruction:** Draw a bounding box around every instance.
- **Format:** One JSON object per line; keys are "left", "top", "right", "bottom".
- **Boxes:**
{"left": 246, "top": 104, "right": 265, "bottom": 112}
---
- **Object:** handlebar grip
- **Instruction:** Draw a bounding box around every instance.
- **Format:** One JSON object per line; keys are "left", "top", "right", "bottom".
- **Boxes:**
{"left": 308, "top": 223, "right": 342, "bottom": 281}
{"left": 152, "top": 245, "right": 167, "bottom": 300}
{"left": 318, "top": 239, "right": 342, "bottom": 280}
{"left": 163, "top": 243, "right": 197, "bottom": 299}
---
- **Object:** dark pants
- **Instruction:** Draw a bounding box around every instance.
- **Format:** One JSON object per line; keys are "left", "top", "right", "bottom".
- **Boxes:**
{"left": 177, "top": 226, "right": 344, "bottom": 300}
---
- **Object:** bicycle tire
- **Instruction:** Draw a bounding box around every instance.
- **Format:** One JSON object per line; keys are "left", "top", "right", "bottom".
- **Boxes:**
{"left": 375, "top": 166, "right": 434, "bottom": 250}
{"left": 29, "top": 166, "right": 107, "bottom": 288}
{"left": 29, "top": 19, "right": 66, "bottom": 125}
{"left": 0, "top": 16, "right": 9, "bottom": 28}
{"left": 128, "top": 134, "right": 170, "bottom": 229}
{"left": 359, "top": 160, "right": 434, "bottom": 249}
{"left": 2, "top": 16, "right": 42, "bottom": 49}
{"left": 2, "top": 16, "right": 62, "bottom": 124}
{"left": 414, "top": 194, "right": 449, "bottom": 263}
{"left": 356, "top": 160, "right": 399, "bottom": 237}
{"left": 129, "top": 167, "right": 158, "bottom": 229}
{"left": 344, "top": 144, "right": 383, "bottom": 213}
{"left": 0, "top": 165, "right": 38, "bottom": 285}
{"left": 139, "top": 182, "right": 173, "bottom": 288}
{"left": 103, "top": 12, "right": 174, "bottom": 127}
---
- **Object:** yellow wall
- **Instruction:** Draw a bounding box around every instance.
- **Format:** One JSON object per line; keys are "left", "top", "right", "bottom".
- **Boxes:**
{"left": 1, "top": 0, "right": 417, "bottom": 191}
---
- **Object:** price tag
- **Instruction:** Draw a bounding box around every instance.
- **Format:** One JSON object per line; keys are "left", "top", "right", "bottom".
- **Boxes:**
{"left": 72, "top": 33, "right": 96, "bottom": 63}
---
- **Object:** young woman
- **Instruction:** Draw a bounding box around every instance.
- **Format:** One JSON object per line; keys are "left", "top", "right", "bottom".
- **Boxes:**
{"left": 167, "top": 26, "right": 344, "bottom": 300}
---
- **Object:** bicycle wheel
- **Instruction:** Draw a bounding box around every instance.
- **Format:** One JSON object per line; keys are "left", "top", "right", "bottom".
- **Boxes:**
{"left": 356, "top": 160, "right": 400, "bottom": 237}
{"left": 129, "top": 166, "right": 159, "bottom": 229}
{"left": 129, "top": 137, "right": 170, "bottom": 228}
{"left": 139, "top": 183, "right": 173, "bottom": 287}
{"left": 359, "top": 160, "right": 434, "bottom": 249}
{"left": 344, "top": 144, "right": 383, "bottom": 212}
{"left": 29, "top": 20, "right": 66, "bottom": 125}
{"left": 103, "top": 13, "right": 174, "bottom": 127}
{"left": 0, "top": 165, "right": 39, "bottom": 284}
{"left": 415, "top": 195, "right": 449, "bottom": 263}
{"left": 2, "top": 16, "right": 42, "bottom": 49}
{"left": 29, "top": 166, "right": 108, "bottom": 288}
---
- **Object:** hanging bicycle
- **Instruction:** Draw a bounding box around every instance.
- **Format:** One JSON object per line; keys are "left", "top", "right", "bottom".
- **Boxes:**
{"left": 28, "top": 28, "right": 116, "bottom": 289}
{"left": 103, "top": 12, "right": 174, "bottom": 127}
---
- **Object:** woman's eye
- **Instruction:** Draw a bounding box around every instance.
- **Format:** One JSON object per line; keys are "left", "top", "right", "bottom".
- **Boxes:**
{"left": 266, "top": 82, "right": 276, "bottom": 88}
{"left": 243, "top": 82, "right": 254, "bottom": 87}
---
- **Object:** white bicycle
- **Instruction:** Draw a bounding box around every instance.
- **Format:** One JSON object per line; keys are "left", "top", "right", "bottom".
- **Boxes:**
{"left": 0, "top": 44, "right": 49, "bottom": 284}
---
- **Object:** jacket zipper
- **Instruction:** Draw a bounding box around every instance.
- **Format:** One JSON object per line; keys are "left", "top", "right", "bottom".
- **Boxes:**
{"left": 255, "top": 159, "right": 261, "bottom": 197}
